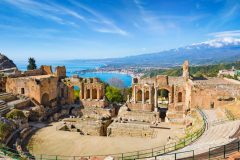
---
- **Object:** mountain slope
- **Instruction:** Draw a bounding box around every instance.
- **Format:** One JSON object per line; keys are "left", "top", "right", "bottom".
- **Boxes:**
{"left": 0, "top": 54, "right": 17, "bottom": 70}
{"left": 104, "top": 37, "right": 240, "bottom": 67}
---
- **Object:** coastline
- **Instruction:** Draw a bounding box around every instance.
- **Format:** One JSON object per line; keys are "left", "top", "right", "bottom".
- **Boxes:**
{"left": 72, "top": 69, "right": 143, "bottom": 78}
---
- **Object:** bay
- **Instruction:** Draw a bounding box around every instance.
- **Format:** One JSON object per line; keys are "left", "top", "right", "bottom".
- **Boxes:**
{"left": 15, "top": 60, "right": 132, "bottom": 87}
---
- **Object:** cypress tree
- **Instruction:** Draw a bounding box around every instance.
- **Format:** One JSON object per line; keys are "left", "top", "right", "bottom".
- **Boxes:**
{"left": 27, "top": 57, "right": 37, "bottom": 70}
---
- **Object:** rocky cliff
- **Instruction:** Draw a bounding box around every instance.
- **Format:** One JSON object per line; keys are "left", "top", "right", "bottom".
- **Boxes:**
{"left": 0, "top": 53, "right": 17, "bottom": 70}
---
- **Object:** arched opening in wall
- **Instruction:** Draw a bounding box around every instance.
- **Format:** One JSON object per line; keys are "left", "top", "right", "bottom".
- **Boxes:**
{"left": 160, "top": 108, "right": 167, "bottom": 122}
{"left": 178, "top": 92, "right": 183, "bottom": 102}
{"left": 145, "top": 91, "right": 150, "bottom": 102}
{"left": 133, "top": 78, "right": 138, "bottom": 83}
{"left": 157, "top": 89, "right": 169, "bottom": 108}
{"left": 92, "top": 88, "right": 97, "bottom": 99}
{"left": 21, "top": 88, "right": 25, "bottom": 94}
{"left": 136, "top": 90, "right": 142, "bottom": 102}
{"left": 86, "top": 89, "right": 90, "bottom": 99}
{"left": 210, "top": 102, "right": 214, "bottom": 109}
{"left": 41, "top": 93, "right": 50, "bottom": 106}
{"left": 69, "top": 107, "right": 74, "bottom": 115}
{"left": 74, "top": 86, "right": 80, "bottom": 104}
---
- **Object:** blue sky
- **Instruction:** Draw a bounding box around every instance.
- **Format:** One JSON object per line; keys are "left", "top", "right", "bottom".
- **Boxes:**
{"left": 0, "top": 0, "right": 240, "bottom": 61}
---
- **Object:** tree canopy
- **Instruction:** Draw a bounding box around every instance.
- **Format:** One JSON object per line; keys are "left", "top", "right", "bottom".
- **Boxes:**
{"left": 27, "top": 57, "right": 37, "bottom": 70}
{"left": 105, "top": 86, "right": 123, "bottom": 103}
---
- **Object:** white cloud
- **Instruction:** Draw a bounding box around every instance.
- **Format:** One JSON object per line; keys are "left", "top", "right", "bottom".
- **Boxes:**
{"left": 133, "top": 0, "right": 178, "bottom": 33}
{"left": 68, "top": 0, "right": 128, "bottom": 36}
{"left": 3, "top": 0, "right": 128, "bottom": 36}
{"left": 192, "top": 37, "right": 240, "bottom": 48}
{"left": 209, "top": 30, "right": 240, "bottom": 38}
{"left": 3, "top": 0, "right": 80, "bottom": 27}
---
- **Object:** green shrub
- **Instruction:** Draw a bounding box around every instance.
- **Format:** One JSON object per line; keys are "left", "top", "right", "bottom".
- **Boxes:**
{"left": 74, "top": 89, "right": 80, "bottom": 100}
{"left": 0, "top": 121, "right": 12, "bottom": 142}
{"left": 105, "top": 86, "right": 123, "bottom": 103}
{"left": 6, "top": 109, "right": 26, "bottom": 120}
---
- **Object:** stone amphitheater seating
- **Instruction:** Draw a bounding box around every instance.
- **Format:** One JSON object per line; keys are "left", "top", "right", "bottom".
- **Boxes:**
{"left": 0, "top": 93, "right": 17, "bottom": 102}
{"left": 179, "top": 120, "right": 240, "bottom": 155}
{"left": 0, "top": 100, "right": 10, "bottom": 116}
{"left": 146, "top": 110, "right": 240, "bottom": 160}
{"left": 7, "top": 98, "right": 31, "bottom": 109}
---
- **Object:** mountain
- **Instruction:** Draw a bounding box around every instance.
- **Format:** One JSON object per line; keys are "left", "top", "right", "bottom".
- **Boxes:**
{"left": 101, "top": 37, "right": 240, "bottom": 68}
{"left": 0, "top": 54, "right": 17, "bottom": 70}
{"left": 65, "top": 37, "right": 240, "bottom": 68}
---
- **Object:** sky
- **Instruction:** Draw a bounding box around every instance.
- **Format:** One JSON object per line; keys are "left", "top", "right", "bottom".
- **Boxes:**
{"left": 0, "top": 0, "right": 240, "bottom": 61}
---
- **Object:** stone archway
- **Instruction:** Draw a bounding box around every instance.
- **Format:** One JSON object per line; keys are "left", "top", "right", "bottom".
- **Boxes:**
{"left": 145, "top": 90, "right": 150, "bottom": 102}
{"left": 178, "top": 92, "right": 183, "bottom": 102}
{"left": 86, "top": 89, "right": 90, "bottom": 99}
{"left": 73, "top": 86, "right": 80, "bottom": 104}
{"left": 157, "top": 89, "right": 169, "bottom": 108}
{"left": 41, "top": 93, "right": 50, "bottom": 106}
{"left": 92, "top": 88, "right": 97, "bottom": 99}
{"left": 136, "top": 90, "right": 142, "bottom": 102}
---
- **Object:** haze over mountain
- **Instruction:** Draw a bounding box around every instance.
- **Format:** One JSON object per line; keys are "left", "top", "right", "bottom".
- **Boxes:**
{"left": 69, "top": 37, "right": 240, "bottom": 68}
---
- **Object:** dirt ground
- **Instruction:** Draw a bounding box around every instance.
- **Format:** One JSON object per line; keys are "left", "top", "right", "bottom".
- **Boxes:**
{"left": 27, "top": 122, "right": 184, "bottom": 157}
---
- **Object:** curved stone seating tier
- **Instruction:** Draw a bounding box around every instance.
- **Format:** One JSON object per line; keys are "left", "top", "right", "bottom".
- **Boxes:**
{"left": 0, "top": 100, "right": 10, "bottom": 115}
{"left": 146, "top": 109, "right": 240, "bottom": 160}
{"left": 177, "top": 120, "right": 240, "bottom": 155}
{"left": 0, "top": 93, "right": 17, "bottom": 102}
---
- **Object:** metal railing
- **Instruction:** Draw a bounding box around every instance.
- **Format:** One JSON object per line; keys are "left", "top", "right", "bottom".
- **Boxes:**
{"left": 0, "top": 108, "right": 207, "bottom": 160}
{"left": 135, "top": 150, "right": 195, "bottom": 160}
{"left": 209, "top": 140, "right": 240, "bottom": 159}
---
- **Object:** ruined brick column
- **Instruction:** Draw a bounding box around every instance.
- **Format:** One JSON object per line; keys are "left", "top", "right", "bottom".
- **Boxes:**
{"left": 133, "top": 85, "right": 136, "bottom": 103}
{"left": 154, "top": 87, "right": 158, "bottom": 109}
{"left": 90, "top": 88, "right": 93, "bottom": 100}
{"left": 84, "top": 86, "right": 87, "bottom": 99}
{"left": 97, "top": 88, "right": 100, "bottom": 100}
{"left": 80, "top": 83, "right": 84, "bottom": 99}
{"left": 142, "top": 87, "right": 145, "bottom": 104}
{"left": 169, "top": 92, "right": 172, "bottom": 104}
{"left": 182, "top": 60, "right": 190, "bottom": 81}
{"left": 149, "top": 86, "right": 152, "bottom": 104}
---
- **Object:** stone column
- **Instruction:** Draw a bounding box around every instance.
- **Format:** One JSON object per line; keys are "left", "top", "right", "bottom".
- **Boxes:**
{"left": 154, "top": 87, "right": 158, "bottom": 109}
{"left": 97, "top": 89, "right": 100, "bottom": 100}
{"left": 133, "top": 85, "right": 136, "bottom": 103}
{"left": 90, "top": 88, "right": 93, "bottom": 100}
{"left": 79, "top": 89, "right": 81, "bottom": 100}
{"left": 84, "top": 87, "right": 87, "bottom": 99}
{"left": 149, "top": 86, "right": 152, "bottom": 104}
{"left": 142, "top": 87, "right": 145, "bottom": 104}
{"left": 80, "top": 83, "right": 84, "bottom": 99}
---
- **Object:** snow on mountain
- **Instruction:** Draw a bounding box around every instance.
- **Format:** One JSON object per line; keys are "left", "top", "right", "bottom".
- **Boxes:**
{"left": 191, "top": 37, "right": 240, "bottom": 48}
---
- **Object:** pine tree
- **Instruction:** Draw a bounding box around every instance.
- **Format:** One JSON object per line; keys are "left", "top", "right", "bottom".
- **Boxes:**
{"left": 27, "top": 57, "right": 37, "bottom": 70}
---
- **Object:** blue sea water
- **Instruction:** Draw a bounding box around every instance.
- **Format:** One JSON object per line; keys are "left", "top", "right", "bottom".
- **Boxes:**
{"left": 15, "top": 60, "right": 132, "bottom": 87}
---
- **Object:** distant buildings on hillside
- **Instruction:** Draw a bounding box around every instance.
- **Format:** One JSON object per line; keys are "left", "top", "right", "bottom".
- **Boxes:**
{"left": 218, "top": 66, "right": 240, "bottom": 80}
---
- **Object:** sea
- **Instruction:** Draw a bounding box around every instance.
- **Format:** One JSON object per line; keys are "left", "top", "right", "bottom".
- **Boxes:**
{"left": 15, "top": 60, "right": 132, "bottom": 87}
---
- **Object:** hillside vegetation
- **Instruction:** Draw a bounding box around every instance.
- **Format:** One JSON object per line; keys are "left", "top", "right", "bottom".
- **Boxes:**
{"left": 142, "top": 61, "right": 240, "bottom": 78}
